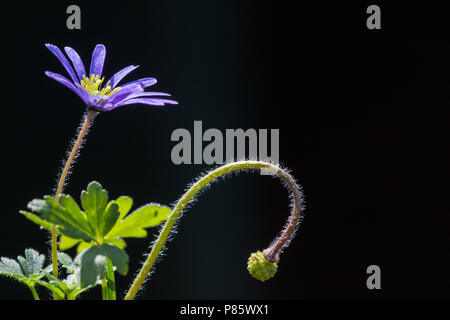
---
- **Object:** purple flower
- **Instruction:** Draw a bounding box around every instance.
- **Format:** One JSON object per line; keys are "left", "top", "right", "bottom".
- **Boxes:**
{"left": 45, "top": 44, "right": 178, "bottom": 112}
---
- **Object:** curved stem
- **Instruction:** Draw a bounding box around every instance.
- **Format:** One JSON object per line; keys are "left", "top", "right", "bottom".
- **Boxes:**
{"left": 51, "top": 109, "right": 97, "bottom": 298}
{"left": 124, "top": 160, "right": 303, "bottom": 300}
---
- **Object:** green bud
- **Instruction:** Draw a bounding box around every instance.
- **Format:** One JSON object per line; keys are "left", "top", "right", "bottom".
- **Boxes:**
{"left": 247, "top": 251, "right": 278, "bottom": 282}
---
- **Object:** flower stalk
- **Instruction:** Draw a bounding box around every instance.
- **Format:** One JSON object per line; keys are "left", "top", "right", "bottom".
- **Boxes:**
{"left": 124, "top": 160, "right": 303, "bottom": 300}
{"left": 51, "top": 109, "right": 97, "bottom": 298}
{"left": 54, "top": 109, "right": 97, "bottom": 202}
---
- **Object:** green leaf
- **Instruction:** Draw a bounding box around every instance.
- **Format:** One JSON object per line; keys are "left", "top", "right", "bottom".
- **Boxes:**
{"left": 59, "top": 235, "right": 81, "bottom": 251}
{"left": 107, "top": 204, "right": 171, "bottom": 239}
{"left": 0, "top": 249, "right": 97, "bottom": 300}
{"left": 0, "top": 257, "right": 24, "bottom": 279}
{"left": 43, "top": 264, "right": 53, "bottom": 274}
{"left": 57, "top": 224, "right": 95, "bottom": 242}
{"left": 81, "top": 181, "right": 108, "bottom": 234}
{"left": 44, "top": 253, "right": 101, "bottom": 299}
{"left": 59, "top": 195, "right": 93, "bottom": 234}
{"left": 17, "top": 249, "right": 45, "bottom": 277}
{"left": 27, "top": 197, "right": 94, "bottom": 242}
{"left": 101, "top": 244, "right": 128, "bottom": 276}
{"left": 0, "top": 249, "right": 46, "bottom": 287}
{"left": 114, "top": 196, "right": 133, "bottom": 221}
{"left": 25, "top": 182, "right": 168, "bottom": 257}
{"left": 74, "top": 245, "right": 104, "bottom": 288}
{"left": 19, "top": 211, "right": 53, "bottom": 231}
{"left": 44, "top": 196, "right": 85, "bottom": 230}
{"left": 104, "top": 238, "right": 126, "bottom": 249}
{"left": 100, "top": 202, "right": 120, "bottom": 237}
{"left": 59, "top": 236, "right": 95, "bottom": 254}
{"left": 27, "top": 198, "right": 65, "bottom": 225}
{"left": 76, "top": 240, "right": 95, "bottom": 254}
{"left": 74, "top": 244, "right": 129, "bottom": 288}
{"left": 57, "top": 252, "right": 75, "bottom": 272}
{"left": 59, "top": 196, "right": 132, "bottom": 253}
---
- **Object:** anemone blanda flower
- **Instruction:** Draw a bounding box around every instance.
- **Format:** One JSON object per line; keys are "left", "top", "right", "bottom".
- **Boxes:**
{"left": 45, "top": 44, "right": 178, "bottom": 112}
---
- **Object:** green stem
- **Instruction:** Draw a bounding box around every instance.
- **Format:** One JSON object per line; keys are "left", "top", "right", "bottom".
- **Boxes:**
{"left": 101, "top": 277, "right": 108, "bottom": 300}
{"left": 102, "top": 258, "right": 116, "bottom": 300}
{"left": 50, "top": 224, "right": 58, "bottom": 293}
{"left": 51, "top": 109, "right": 97, "bottom": 299}
{"left": 27, "top": 283, "right": 40, "bottom": 300}
{"left": 124, "top": 160, "right": 303, "bottom": 300}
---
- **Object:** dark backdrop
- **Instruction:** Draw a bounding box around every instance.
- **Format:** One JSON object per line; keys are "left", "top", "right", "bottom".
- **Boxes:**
{"left": 0, "top": 1, "right": 449, "bottom": 300}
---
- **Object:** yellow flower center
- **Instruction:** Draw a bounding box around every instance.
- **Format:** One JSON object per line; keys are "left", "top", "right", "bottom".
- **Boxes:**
{"left": 80, "top": 73, "right": 121, "bottom": 97}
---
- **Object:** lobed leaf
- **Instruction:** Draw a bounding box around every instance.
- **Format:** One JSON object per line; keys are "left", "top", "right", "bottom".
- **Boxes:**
{"left": 0, "top": 248, "right": 47, "bottom": 295}
{"left": 0, "top": 257, "right": 24, "bottom": 279}
{"left": 81, "top": 181, "right": 108, "bottom": 234}
{"left": 0, "top": 249, "right": 98, "bottom": 300}
{"left": 107, "top": 204, "right": 171, "bottom": 239}
{"left": 19, "top": 211, "right": 53, "bottom": 231}
{"left": 17, "top": 249, "right": 45, "bottom": 277}
{"left": 113, "top": 196, "right": 133, "bottom": 221}
{"left": 27, "top": 197, "right": 95, "bottom": 242}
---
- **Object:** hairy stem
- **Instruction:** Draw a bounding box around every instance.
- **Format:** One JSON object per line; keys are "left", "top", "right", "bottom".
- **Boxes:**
{"left": 51, "top": 109, "right": 97, "bottom": 298}
{"left": 124, "top": 160, "right": 303, "bottom": 300}
{"left": 54, "top": 109, "right": 97, "bottom": 200}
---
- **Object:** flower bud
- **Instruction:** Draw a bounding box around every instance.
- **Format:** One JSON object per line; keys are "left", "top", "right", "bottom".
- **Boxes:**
{"left": 247, "top": 251, "right": 278, "bottom": 282}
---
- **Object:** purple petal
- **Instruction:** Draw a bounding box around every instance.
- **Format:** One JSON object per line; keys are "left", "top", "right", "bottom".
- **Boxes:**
{"left": 144, "top": 98, "right": 178, "bottom": 105}
{"left": 45, "top": 44, "right": 78, "bottom": 84}
{"left": 45, "top": 71, "right": 91, "bottom": 105}
{"left": 109, "top": 83, "right": 144, "bottom": 104}
{"left": 97, "top": 83, "right": 144, "bottom": 111}
{"left": 121, "top": 91, "right": 172, "bottom": 101}
{"left": 89, "top": 44, "right": 106, "bottom": 77}
{"left": 108, "top": 65, "right": 139, "bottom": 88}
{"left": 90, "top": 95, "right": 107, "bottom": 106}
{"left": 121, "top": 77, "right": 157, "bottom": 88}
{"left": 64, "top": 47, "right": 87, "bottom": 81}
{"left": 114, "top": 97, "right": 179, "bottom": 109}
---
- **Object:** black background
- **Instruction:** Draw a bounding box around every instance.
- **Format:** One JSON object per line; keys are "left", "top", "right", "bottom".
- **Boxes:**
{"left": 0, "top": 0, "right": 449, "bottom": 300}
